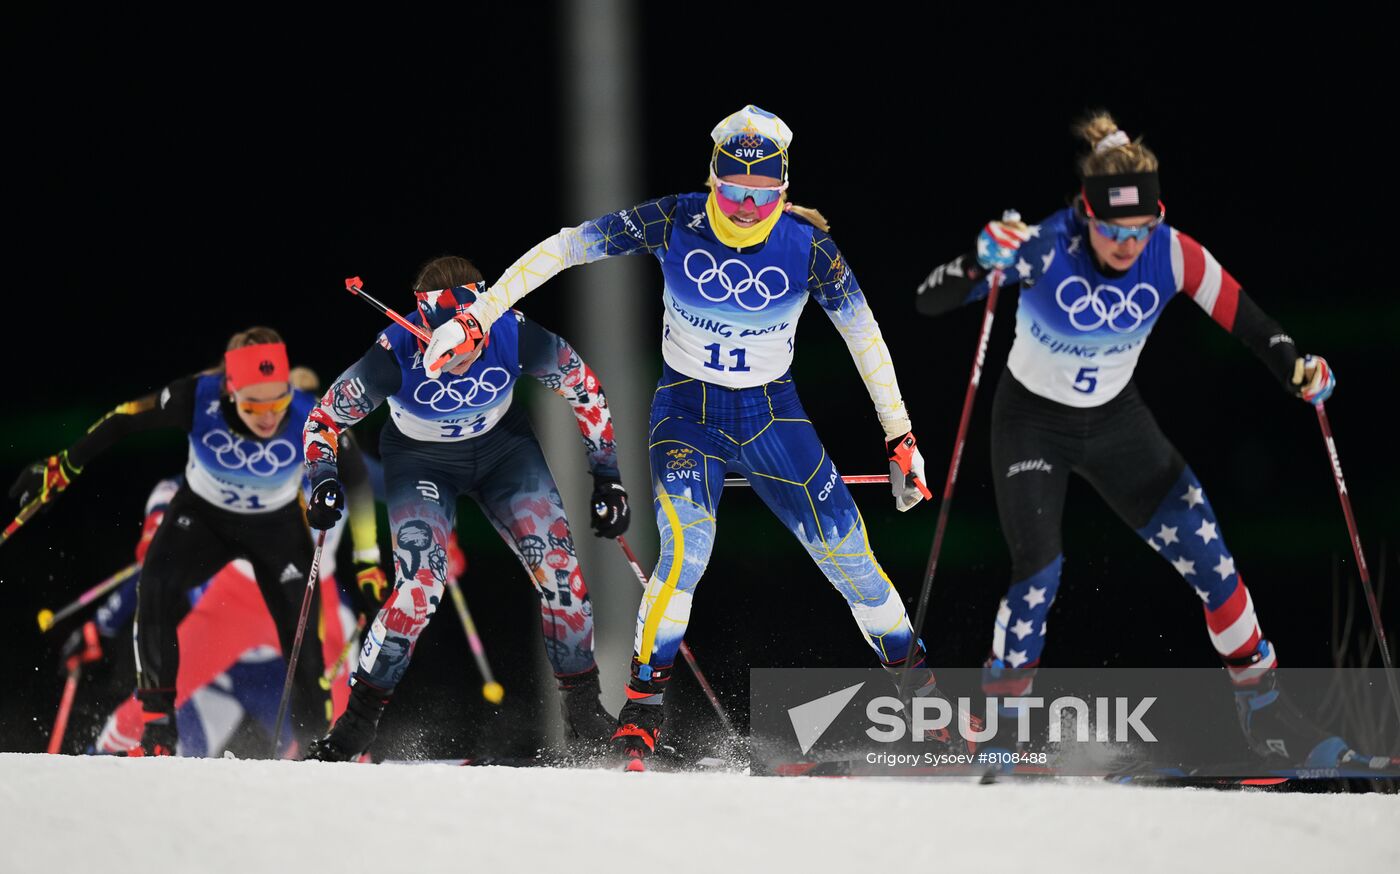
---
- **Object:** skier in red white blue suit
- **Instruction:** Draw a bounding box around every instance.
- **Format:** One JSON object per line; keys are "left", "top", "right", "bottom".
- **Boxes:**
{"left": 915, "top": 111, "right": 1358, "bottom": 767}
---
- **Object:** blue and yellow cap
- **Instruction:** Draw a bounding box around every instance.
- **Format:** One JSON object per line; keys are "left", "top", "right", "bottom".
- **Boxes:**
{"left": 710, "top": 105, "right": 792, "bottom": 182}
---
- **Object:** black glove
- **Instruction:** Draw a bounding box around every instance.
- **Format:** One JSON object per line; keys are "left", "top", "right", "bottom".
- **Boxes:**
{"left": 9, "top": 451, "right": 80, "bottom": 509}
{"left": 589, "top": 475, "right": 630, "bottom": 539}
{"left": 307, "top": 479, "right": 344, "bottom": 531}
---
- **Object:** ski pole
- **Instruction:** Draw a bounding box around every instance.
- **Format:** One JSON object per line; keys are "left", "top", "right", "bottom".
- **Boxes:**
{"left": 37, "top": 563, "right": 140, "bottom": 632}
{"left": 47, "top": 622, "right": 101, "bottom": 754}
{"left": 345, "top": 276, "right": 432, "bottom": 343}
{"left": 444, "top": 576, "right": 504, "bottom": 704}
{"left": 721, "top": 474, "right": 888, "bottom": 488}
{"left": 271, "top": 529, "right": 327, "bottom": 758}
{"left": 614, "top": 535, "right": 735, "bottom": 735}
{"left": 344, "top": 276, "right": 470, "bottom": 373}
{"left": 48, "top": 662, "right": 82, "bottom": 755}
{"left": 1, "top": 494, "right": 45, "bottom": 548}
{"left": 1314, "top": 402, "right": 1400, "bottom": 737}
{"left": 900, "top": 267, "right": 1004, "bottom": 679}
{"left": 319, "top": 613, "right": 367, "bottom": 691}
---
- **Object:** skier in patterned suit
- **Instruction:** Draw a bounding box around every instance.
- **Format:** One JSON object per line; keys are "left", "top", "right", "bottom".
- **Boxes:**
{"left": 301, "top": 255, "right": 629, "bottom": 761}
{"left": 421, "top": 105, "right": 941, "bottom": 766}
{"left": 915, "top": 111, "right": 1357, "bottom": 767}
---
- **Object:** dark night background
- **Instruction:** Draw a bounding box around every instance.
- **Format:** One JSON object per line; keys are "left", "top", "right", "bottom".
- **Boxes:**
{"left": 2, "top": 6, "right": 1395, "bottom": 758}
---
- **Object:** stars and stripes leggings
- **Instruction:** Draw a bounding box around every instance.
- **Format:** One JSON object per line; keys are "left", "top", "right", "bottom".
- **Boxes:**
{"left": 983, "top": 373, "right": 1273, "bottom": 695}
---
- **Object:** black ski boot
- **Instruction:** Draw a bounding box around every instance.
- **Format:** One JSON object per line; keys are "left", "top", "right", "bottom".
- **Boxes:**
{"left": 882, "top": 645, "right": 982, "bottom": 756}
{"left": 1233, "top": 668, "right": 1348, "bottom": 767}
{"left": 303, "top": 681, "right": 391, "bottom": 762}
{"left": 613, "top": 660, "right": 670, "bottom": 771}
{"left": 558, "top": 667, "right": 617, "bottom": 755}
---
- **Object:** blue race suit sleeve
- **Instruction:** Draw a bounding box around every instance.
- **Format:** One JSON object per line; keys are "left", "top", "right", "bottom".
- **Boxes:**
{"left": 915, "top": 215, "right": 1060, "bottom": 316}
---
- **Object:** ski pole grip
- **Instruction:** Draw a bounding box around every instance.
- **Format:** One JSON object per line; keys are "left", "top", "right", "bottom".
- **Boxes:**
{"left": 911, "top": 474, "right": 934, "bottom": 501}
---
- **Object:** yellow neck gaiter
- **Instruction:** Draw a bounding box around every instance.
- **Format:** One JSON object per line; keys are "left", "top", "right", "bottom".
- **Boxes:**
{"left": 705, "top": 189, "right": 787, "bottom": 249}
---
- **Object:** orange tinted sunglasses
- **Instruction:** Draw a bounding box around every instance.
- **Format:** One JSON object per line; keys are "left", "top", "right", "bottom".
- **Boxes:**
{"left": 236, "top": 393, "right": 293, "bottom": 415}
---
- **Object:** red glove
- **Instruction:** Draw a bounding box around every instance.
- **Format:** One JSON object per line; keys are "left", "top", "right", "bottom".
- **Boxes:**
{"left": 61, "top": 621, "right": 104, "bottom": 671}
{"left": 447, "top": 531, "right": 467, "bottom": 583}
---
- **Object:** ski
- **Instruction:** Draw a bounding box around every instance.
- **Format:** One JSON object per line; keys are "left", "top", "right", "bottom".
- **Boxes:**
{"left": 1104, "top": 759, "right": 1400, "bottom": 793}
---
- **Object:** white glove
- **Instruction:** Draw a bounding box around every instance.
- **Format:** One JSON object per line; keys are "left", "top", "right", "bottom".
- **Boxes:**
{"left": 887, "top": 432, "right": 933, "bottom": 512}
{"left": 423, "top": 313, "right": 485, "bottom": 379}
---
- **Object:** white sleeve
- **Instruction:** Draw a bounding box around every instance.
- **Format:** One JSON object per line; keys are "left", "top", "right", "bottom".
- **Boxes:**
{"left": 470, "top": 226, "right": 592, "bottom": 330}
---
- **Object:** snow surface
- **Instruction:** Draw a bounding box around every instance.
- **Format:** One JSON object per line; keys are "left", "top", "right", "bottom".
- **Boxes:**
{"left": 2, "top": 753, "right": 1396, "bottom": 874}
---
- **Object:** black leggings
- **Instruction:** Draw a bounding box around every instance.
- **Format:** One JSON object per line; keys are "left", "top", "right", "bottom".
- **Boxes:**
{"left": 990, "top": 373, "right": 1186, "bottom": 583}
{"left": 135, "top": 485, "right": 327, "bottom": 743}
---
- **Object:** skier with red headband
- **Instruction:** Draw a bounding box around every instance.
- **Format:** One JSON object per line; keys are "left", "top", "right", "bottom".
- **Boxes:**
{"left": 300, "top": 255, "right": 627, "bottom": 762}
{"left": 10, "top": 327, "right": 341, "bottom": 755}
{"left": 73, "top": 370, "right": 379, "bottom": 756}
{"left": 74, "top": 484, "right": 366, "bottom": 756}
{"left": 914, "top": 112, "right": 1357, "bottom": 768}
{"left": 419, "top": 105, "right": 945, "bottom": 768}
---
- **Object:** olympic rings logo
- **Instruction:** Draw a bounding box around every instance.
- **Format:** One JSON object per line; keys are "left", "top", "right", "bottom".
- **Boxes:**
{"left": 201, "top": 430, "right": 298, "bottom": 477}
{"left": 666, "top": 448, "right": 697, "bottom": 470}
{"left": 412, "top": 367, "right": 512, "bottom": 412}
{"left": 1054, "top": 277, "right": 1160, "bottom": 333}
{"left": 683, "top": 249, "right": 790, "bottom": 311}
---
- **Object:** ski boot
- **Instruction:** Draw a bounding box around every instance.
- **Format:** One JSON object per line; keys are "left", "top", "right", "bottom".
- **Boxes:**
{"left": 558, "top": 667, "right": 617, "bottom": 756}
{"left": 977, "top": 655, "right": 1041, "bottom": 780}
{"left": 613, "top": 660, "right": 669, "bottom": 772}
{"left": 128, "top": 711, "right": 178, "bottom": 757}
{"left": 882, "top": 645, "right": 982, "bottom": 756}
{"left": 1233, "top": 663, "right": 1348, "bottom": 767}
{"left": 303, "top": 681, "right": 391, "bottom": 762}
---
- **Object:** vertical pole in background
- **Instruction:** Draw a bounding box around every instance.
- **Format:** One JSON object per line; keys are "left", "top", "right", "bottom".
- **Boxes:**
{"left": 531, "top": 0, "right": 650, "bottom": 728}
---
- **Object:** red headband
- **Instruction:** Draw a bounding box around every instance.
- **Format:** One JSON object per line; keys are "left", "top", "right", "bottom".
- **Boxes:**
{"left": 225, "top": 342, "right": 290, "bottom": 391}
